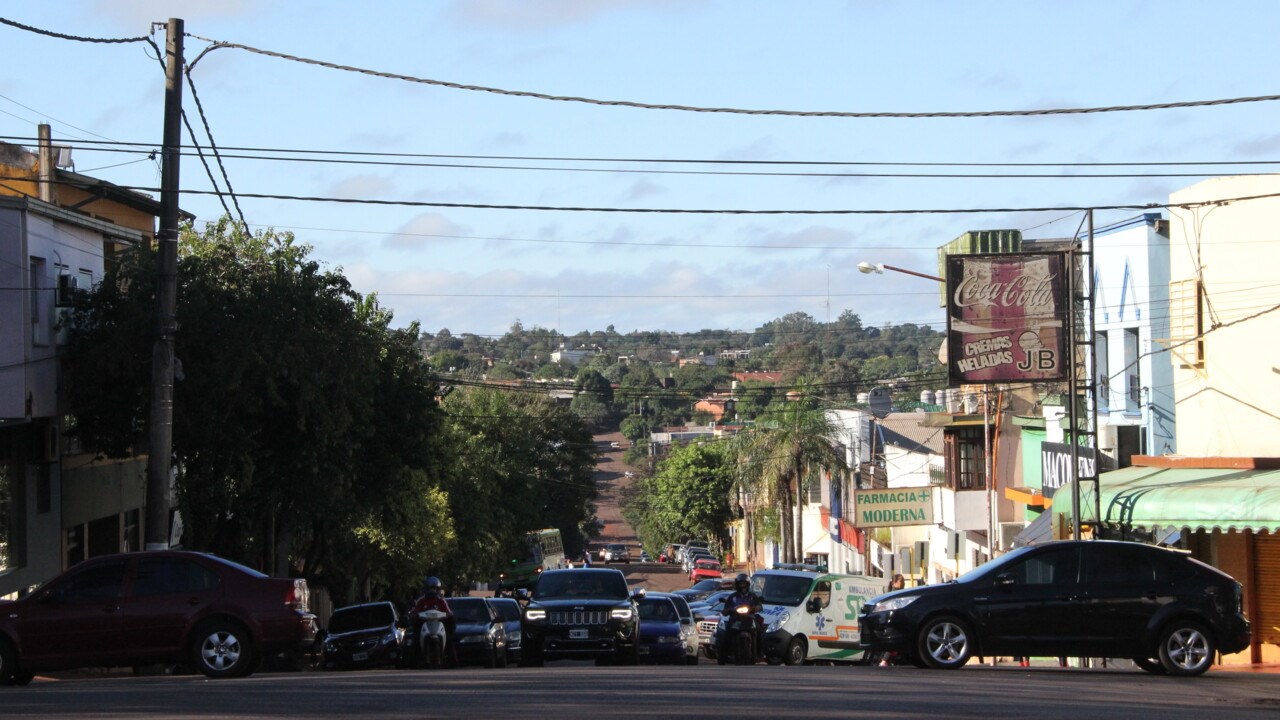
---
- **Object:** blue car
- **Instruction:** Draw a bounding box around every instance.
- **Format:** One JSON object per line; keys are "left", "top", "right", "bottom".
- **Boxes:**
{"left": 637, "top": 596, "right": 686, "bottom": 665}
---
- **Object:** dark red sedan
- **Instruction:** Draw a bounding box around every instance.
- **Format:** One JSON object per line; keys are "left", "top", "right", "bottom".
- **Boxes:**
{"left": 0, "top": 551, "right": 317, "bottom": 684}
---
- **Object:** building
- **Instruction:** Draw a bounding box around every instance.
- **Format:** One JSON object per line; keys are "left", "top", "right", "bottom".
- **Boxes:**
{"left": 1, "top": 129, "right": 176, "bottom": 598}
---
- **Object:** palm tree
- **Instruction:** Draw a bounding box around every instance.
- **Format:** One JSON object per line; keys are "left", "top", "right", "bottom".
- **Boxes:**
{"left": 731, "top": 398, "right": 848, "bottom": 564}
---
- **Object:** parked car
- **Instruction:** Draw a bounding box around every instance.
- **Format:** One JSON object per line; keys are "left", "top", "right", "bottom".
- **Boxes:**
{"left": 520, "top": 568, "right": 642, "bottom": 667}
{"left": 673, "top": 578, "right": 733, "bottom": 604}
{"left": 602, "top": 544, "right": 631, "bottom": 564}
{"left": 322, "top": 601, "right": 407, "bottom": 671}
{"left": 610, "top": 441, "right": 622, "bottom": 449}
{"left": 859, "top": 540, "right": 1251, "bottom": 677}
{"left": 636, "top": 596, "right": 688, "bottom": 665}
{"left": 0, "top": 550, "right": 317, "bottom": 684}
{"left": 449, "top": 597, "right": 509, "bottom": 668}
{"left": 650, "top": 592, "right": 699, "bottom": 665}
{"left": 689, "top": 558, "right": 723, "bottom": 583}
{"left": 488, "top": 597, "right": 523, "bottom": 664}
{"left": 682, "top": 549, "right": 713, "bottom": 575}
{"left": 639, "top": 551, "right": 652, "bottom": 563}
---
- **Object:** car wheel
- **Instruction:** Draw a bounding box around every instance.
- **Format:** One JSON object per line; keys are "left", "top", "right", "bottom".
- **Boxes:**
{"left": 916, "top": 615, "right": 973, "bottom": 670}
{"left": 1157, "top": 621, "right": 1215, "bottom": 677}
{"left": 1133, "top": 656, "right": 1167, "bottom": 675}
{"left": 0, "top": 639, "right": 19, "bottom": 686}
{"left": 784, "top": 637, "right": 807, "bottom": 666}
{"left": 191, "top": 620, "right": 255, "bottom": 679}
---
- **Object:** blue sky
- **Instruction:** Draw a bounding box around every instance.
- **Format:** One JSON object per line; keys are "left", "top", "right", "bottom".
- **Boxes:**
{"left": 3, "top": 1, "right": 1277, "bottom": 337}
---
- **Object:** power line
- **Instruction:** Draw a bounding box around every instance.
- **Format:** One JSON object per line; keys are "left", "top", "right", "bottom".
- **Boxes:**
{"left": 186, "top": 33, "right": 1280, "bottom": 120}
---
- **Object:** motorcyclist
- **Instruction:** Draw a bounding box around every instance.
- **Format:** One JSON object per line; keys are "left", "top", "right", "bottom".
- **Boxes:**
{"left": 720, "top": 572, "right": 764, "bottom": 661}
{"left": 411, "top": 576, "right": 457, "bottom": 665}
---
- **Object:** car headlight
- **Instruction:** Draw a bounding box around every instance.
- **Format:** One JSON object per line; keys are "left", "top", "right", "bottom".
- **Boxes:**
{"left": 524, "top": 609, "right": 547, "bottom": 621}
{"left": 611, "top": 607, "right": 633, "bottom": 620}
{"left": 766, "top": 612, "right": 790, "bottom": 633}
{"left": 873, "top": 596, "right": 919, "bottom": 613}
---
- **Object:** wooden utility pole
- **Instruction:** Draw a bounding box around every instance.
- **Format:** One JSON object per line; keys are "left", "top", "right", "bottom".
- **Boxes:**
{"left": 145, "top": 18, "right": 184, "bottom": 550}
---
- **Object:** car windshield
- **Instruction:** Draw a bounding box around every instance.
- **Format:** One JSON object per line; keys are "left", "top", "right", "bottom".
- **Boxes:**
{"left": 753, "top": 575, "right": 813, "bottom": 607}
{"left": 449, "top": 599, "right": 492, "bottom": 623}
{"left": 535, "top": 572, "right": 629, "bottom": 600}
{"left": 328, "top": 604, "right": 396, "bottom": 634}
{"left": 692, "top": 579, "right": 721, "bottom": 590}
{"left": 695, "top": 560, "right": 719, "bottom": 569}
{"left": 638, "top": 598, "right": 679, "bottom": 622}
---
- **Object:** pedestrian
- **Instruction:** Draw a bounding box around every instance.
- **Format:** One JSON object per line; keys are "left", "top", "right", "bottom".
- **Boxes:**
{"left": 889, "top": 573, "right": 905, "bottom": 591}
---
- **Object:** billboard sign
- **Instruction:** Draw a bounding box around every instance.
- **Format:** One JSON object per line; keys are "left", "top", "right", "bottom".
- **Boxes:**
{"left": 946, "top": 252, "right": 1070, "bottom": 385}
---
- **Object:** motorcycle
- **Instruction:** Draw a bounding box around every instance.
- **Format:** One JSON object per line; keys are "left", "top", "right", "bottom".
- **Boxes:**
{"left": 716, "top": 603, "right": 760, "bottom": 666}
{"left": 417, "top": 609, "right": 449, "bottom": 669}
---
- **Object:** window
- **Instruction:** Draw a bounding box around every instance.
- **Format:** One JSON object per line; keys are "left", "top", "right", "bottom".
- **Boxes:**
{"left": 30, "top": 257, "right": 48, "bottom": 346}
{"left": 133, "top": 559, "right": 218, "bottom": 596}
{"left": 1095, "top": 331, "right": 1110, "bottom": 412}
{"left": 1082, "top": 545, "right": 1159, "bottom": 586}
{"left": 50, "top": 561, "right": 126, "bottom": 602}
{"left": 1006, "top": 547, "right": 1077, "bottom": 587}
{"left": 1168, "top": 279, "right": 1204, "bottom": 368}
{"left": 1124, "top": 329, "right": 1141, "bottom": 413}
{"left": 946, "top": 428, "right": 987, "bottom": 491}
{"left": 811, "top": 581, "right": 831, "bottom": 609}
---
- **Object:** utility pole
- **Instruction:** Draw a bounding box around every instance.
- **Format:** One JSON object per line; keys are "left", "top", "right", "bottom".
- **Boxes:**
{"left": 145, "top": 18, "right": 184, "bottom": 550}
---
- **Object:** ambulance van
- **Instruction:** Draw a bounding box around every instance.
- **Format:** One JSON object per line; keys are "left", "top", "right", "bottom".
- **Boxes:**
{"left": 751, "top": 568, "right": 887, "bottom": 665}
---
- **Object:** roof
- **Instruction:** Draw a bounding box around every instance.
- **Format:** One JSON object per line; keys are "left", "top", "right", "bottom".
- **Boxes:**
{"left": 876, "top": 413, "right": 945, "bottom": 455}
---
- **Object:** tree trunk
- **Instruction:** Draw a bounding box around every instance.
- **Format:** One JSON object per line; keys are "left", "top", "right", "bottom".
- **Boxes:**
{"left": 794, "top": 477, "right": 804, "bottom": 565}
{"left": 779, "top": 482, "right": 793, "bottom": 564}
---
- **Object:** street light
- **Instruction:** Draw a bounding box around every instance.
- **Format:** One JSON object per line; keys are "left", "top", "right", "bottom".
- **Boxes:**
{"left": 856, "top": 261, "right": 945, "bottom": 283}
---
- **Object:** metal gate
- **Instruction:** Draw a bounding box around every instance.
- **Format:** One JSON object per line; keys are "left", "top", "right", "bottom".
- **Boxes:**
{"left": 1253, "top": 532, "right": 1280, "bottom": 646}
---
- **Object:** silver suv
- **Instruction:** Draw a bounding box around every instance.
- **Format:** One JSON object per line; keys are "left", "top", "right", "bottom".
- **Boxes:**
{"left": 601, "top": 543, "right": 631, "bottom": 564}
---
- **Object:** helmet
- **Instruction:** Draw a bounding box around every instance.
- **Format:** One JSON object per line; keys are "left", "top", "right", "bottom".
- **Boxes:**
{"left": 423, "top": 576, "right": 442, "bottom": 594}
{"left": 734, "top": 573, "right": 750, "bottom": 594}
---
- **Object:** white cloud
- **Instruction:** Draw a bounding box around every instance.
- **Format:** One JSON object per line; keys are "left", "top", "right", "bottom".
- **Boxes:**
{"left": 326, "top": 174, "right": 394, "bottom": 200}
{"left": 385, "top": 212, "right": 467, "bottom": 250}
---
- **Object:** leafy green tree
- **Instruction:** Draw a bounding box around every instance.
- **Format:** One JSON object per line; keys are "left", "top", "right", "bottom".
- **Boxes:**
{"left": 61, "top": 218, "right": 452, "bottom": 606}
{"left": 622, "top": 442, "right": 733, "bottom": 554}
{"left": 729, "top": 398, "right": 847, "bottom": 563}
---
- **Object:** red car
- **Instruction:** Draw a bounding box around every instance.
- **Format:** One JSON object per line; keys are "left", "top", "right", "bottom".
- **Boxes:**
{"left": 0, "top": 550, "right": 318, "bottom": 684}
{"left": 689, "top": 558, "right": 723, "bottom": 583}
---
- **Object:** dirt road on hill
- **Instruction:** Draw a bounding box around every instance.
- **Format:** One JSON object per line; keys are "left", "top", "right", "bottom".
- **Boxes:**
{"left": 590, "top": 431, "right": 685, "bottom": 594}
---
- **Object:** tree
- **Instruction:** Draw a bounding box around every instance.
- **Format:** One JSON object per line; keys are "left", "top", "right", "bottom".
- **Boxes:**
{"left": 729, "top": 399, "right": 847, "bottom": 563}
{"left": 61, "top": 217, "right": 452, "bottom": 605}
{"left": 622, "top": 441, "right": 733, "bottom": 554}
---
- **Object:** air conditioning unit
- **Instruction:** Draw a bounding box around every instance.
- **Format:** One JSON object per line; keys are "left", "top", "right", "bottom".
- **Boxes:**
{"left": 999, "top": 522, "right": 1026, "bottom": 550}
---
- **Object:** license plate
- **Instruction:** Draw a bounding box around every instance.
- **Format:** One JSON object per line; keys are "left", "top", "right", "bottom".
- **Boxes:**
{"left": 352, "top": 652, "right": 369, "bottom": 662}
{"left": 569, "top": 628, "right": 588, "bottom": 639}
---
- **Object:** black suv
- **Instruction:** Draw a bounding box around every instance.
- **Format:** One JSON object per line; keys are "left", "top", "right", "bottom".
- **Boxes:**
{"left": 859, "top": 540, "right": 1250, "bottom": 676}
{"left": 520, "top": 568, "right": 641, "bottom": 666}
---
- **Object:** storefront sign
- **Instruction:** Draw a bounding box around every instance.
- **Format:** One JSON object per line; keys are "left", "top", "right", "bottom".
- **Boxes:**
{"left": 946, "top": 252, "right": 1070, "bottom": 385}
{"left": 1041, "top": 441, "right": 1098, "bottom": 498}
{"left": 852, "top": 487, "right": 935, "bottom": 528}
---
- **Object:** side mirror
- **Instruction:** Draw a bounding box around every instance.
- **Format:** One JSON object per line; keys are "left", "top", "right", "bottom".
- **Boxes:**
{"left": 514, "top": 588, "right": 530, "bottom": 602}
{"left": 631, "top": 587, "right": 647, "bottom": 600}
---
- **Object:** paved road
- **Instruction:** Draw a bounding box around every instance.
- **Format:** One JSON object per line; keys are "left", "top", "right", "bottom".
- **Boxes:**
{"left": 5, "top": 664, "right": 1278, "bottom": 719}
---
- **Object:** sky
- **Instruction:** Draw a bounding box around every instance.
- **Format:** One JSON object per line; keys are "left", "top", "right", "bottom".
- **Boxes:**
{"left": 3, "top": 1, "right": 1278, "bottom": 339}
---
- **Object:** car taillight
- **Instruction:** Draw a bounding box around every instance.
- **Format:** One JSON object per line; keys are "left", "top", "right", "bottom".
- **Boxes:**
{"left": 286, "top": 580, "right": 309, "bottom": 611}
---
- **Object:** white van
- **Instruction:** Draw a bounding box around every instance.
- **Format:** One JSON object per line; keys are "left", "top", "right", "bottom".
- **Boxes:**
{"left": 751, "top": 569, "right": 887, "bottom": 665}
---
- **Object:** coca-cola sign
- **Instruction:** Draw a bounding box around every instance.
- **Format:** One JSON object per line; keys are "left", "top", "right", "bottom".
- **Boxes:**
{"left": 946, "top": 252, "right": 1070, "bottom": 385}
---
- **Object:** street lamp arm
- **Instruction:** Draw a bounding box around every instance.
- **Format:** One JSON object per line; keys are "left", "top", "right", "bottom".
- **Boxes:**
{"left": 857, "top": 261, "right": 945, "bottom": 283}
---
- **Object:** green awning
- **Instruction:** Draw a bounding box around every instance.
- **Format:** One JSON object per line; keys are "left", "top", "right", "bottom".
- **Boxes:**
{"left": 1053, "top": 465, "right": 1280, "bottom": 533}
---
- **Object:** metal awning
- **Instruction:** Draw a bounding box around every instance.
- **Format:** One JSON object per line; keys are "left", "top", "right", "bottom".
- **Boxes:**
{"left": 1052, "top": 465, "right": 1280, "bottom": 533}
{"left": 1010, "top": 510, "right": 1053, "bottom": 547}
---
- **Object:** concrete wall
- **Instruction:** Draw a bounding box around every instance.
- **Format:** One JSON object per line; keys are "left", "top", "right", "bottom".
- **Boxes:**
{"left": 1167, "top": 176, "right": 1280, "bottom": 456}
